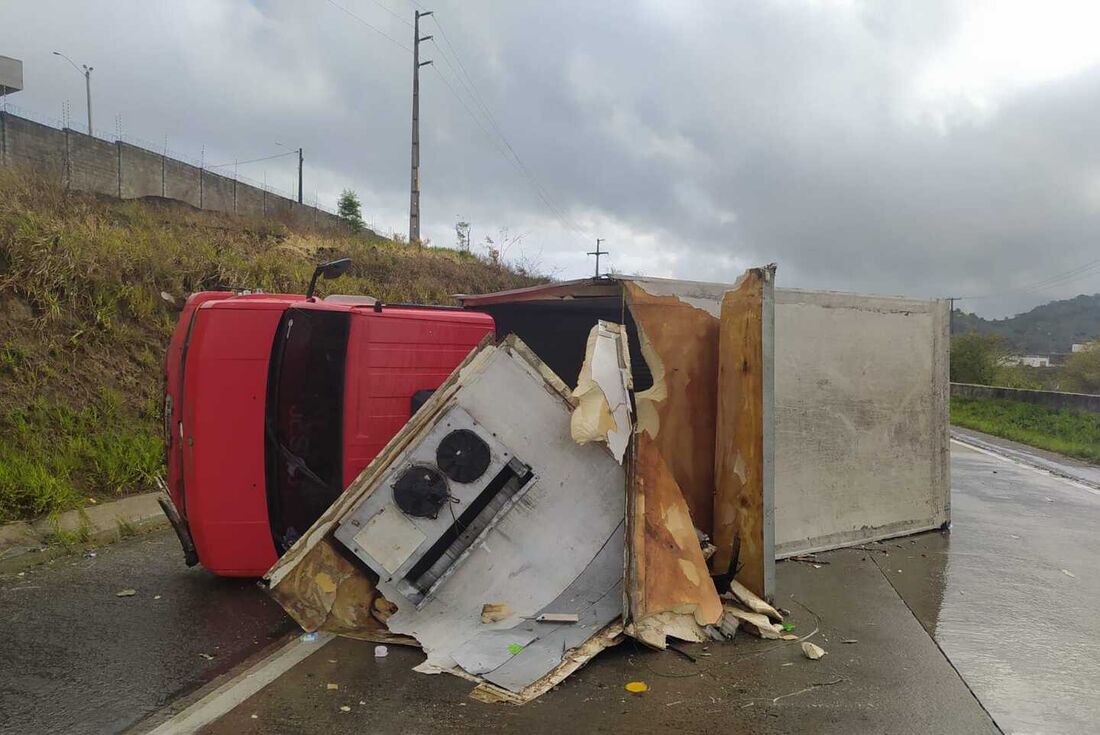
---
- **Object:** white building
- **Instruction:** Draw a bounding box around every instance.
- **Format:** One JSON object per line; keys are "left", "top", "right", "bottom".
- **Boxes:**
{"left": 1000, "top": 355, "right": 1052, "bottom": 368}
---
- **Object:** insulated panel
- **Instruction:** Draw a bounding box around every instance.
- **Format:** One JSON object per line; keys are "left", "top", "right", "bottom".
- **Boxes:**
{"left": 772, "top": 290, "right": 950, "bottom": 555}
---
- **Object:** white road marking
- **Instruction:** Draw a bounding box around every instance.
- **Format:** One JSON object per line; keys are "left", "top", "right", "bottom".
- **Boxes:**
{"left": 144, "top": 632, "right": 334, "bottom": 734}
{"left": 950, "top": 438, "right": 1100, "bottom": 497}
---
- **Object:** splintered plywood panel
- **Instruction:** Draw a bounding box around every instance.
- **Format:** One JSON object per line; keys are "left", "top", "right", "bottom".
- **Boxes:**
{"left": 626, "top": 432, "right": 723, "bottom": 648}
{"left": 622, "top": 280, "right": 722, "bottom": 535}
{"left": 711, "top": 267, "right": 775, "bottom": 600}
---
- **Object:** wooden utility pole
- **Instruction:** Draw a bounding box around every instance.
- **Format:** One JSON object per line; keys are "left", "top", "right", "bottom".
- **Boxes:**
{"left": 409, "top": 10, "right": 433, "bottom": 244}
{"left": 297, "top": 147, "right": 303, "bottom": 204}
{"left": 588, "top": 238, "right": 608, "bottom": 277}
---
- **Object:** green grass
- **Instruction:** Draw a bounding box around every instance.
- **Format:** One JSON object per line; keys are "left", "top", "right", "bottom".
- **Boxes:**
{"left": 951, "top": 397, "right": 1100, "bottom": 464}
{"left": 0, "top": 391, "right": 163, "bottom": 522}
{"left": 0, "top": 168, "right": 544, "bottom": 523}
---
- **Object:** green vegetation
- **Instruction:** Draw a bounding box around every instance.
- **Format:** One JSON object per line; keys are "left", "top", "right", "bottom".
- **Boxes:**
{"left": 337, "top": 189, "right": 365, "bottom": 233}
{"left": 0, "top": 169, "right": 542, "bottom": 523}
{"left": 951, "top": 397, "right": 1100, "bottom": 464}
{"left": 953, "top": 294, "right": 1100, "bottom": 354}
{"left": 1061, "top": 341, "right": 1100, "bottom": 394}
{"left": 950, "top": 332, "right": 1005, "bottom": 385}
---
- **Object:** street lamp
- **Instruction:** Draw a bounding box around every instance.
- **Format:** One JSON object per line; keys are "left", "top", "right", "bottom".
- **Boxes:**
{"left": 52, "top": 51, "right": 93, "bottom": 136}
{"left": 276, "top": 140, "right": 304, "bottom": 204}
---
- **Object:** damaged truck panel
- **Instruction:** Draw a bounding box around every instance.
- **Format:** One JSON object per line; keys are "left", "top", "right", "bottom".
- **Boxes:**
{"left": 621, "top": 280, "right": 723, "bottom": 536}
{"left": 772, "top": 290, "right": 951, "bottom": 556}
{"left": 712, "top": 267, "right": 776, "bottom": 600}
{"left": 267, "top": 336, "right": 627, "bottom": 702}
{"left": 626, "top": 432, "right": 724, "bottom": 648}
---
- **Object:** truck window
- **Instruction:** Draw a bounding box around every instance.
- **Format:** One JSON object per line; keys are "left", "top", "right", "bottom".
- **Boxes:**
{"left": 265, "top": 308, "right": 350, "bottom": 554}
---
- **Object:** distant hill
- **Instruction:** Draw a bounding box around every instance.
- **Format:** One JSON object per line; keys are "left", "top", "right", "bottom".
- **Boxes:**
{"left": 953, "top": 294, "right": 1100, "bottom": 354}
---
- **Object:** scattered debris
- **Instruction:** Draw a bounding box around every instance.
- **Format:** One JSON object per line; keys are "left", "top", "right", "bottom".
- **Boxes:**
{"left": 842, "top": 639, "right": 858, "bottom": 644}
{"left": 625, "top": 681, "right": 649, "bottom": 693}
{"left": 1062, "top": 569, "right": 1076, "bottom": 578}
{"left": 250, "top": 714, "right": 258, "bottom": 720}
{"left": 481, "top": 603, "right": 513, "bottom": 624}
{"left": 801, "top": 642, "right": 826, "bottom": 660}
{"left": 781, "top": 634, "right": 798, "bottom": 641}
{"left": 534, "top": 613, "right": 579, "bottom": 624}
{"left": 115, "top": 589, "right": 136, "bottom": 597}
{"left": 153, "top": 595, "right": 162, "bottom": 600}
{"left": 771, "top": 677, "right": 844, "bottom": 704}
{"left": 727, "top": 579, "right": 783, "bottom": 622}
{"left": 374, "top": 645, "right": 388, "bottom": 658}
{"left": 722, "top": 606, "right": 783, "bottom": 639}
{"left": 339, "top": 706, "right": 351, "bottom": 712}
{"left": 83, "top": 551, "right": 97, "bottom": 559}
{"left": 696, "top": 528, "right": 718, "bottom": 561}
{"left": 300, "top": 632, "right": 318, "bottom": 642}
{"left": 199, "top": 653, "right": 214, "bottom": 660}
{"left": 326, "top": 683, "right": 339, "bottom": 690}
{"left": 789, "top": 554, "right": 828, "bottom": 565}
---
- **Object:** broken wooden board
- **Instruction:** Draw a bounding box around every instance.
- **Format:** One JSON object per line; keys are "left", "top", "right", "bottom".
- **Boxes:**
{"left": 266, "top": 336, "right": 625, "bottom": 703}
{"left": 625, "top": 431, "right": 723, "bottom": 649}
{"left": 711, "top": 266, "right": 776, "bottom": 602}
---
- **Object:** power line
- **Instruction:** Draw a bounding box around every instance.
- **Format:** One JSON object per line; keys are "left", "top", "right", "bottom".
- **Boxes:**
{"left": 956, "top": 255, "right": 1100, "bottom": 301}
{"left": 361, "top": 0, "right": 412, "bottom": 26}
{"left": 328, "top": 0, "right": 590, "bottom": 241}
{"left": 207, "top": 149, "right": 298, "bottom": 169}
{"left": 428, "top": 14, "right": 591, "bottom": 239}
{"left": 325, "top": 0, "right": 412, "bottom": 52}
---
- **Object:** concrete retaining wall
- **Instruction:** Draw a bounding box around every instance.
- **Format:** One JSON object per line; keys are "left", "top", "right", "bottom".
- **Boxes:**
{"left": 773, "top": 289, "right": 951, "bottom": 556}
{"left": 67, "top": 131, "right": 119, "bottom": 196}
{"left": 2, "top": 114, "right": 66, "bottom": 182}
{"left": 0, "top": 111, "right": 346, "bottom": 229}
{"left": 201, "top": 170, "right": 234, "bottom": 213}
{"left": 235, "top": 181, "right": 265, "bottom": 217}
{"left": 951, "top": 383, "right": 1100, "bottom": 414}
{"left": 119, "top": 142, "right": 163, "bottom": 199}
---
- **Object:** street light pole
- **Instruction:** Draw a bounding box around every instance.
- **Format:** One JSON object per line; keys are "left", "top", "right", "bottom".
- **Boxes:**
{"left": 52, "top": 51, "right": 93, "bottom": 136}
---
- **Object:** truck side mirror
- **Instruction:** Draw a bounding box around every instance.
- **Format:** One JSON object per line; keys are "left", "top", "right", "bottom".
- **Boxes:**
{"left": 306, "top": 258, "right": 352, "bottom": 301}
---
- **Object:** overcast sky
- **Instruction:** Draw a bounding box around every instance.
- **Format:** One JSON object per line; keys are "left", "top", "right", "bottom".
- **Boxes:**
{"left": 3, "top": 0, "right": 1100, "bottom": 317}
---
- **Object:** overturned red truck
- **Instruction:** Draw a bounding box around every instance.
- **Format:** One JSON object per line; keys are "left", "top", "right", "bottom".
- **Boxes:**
{"left": 161, "top": 260, "right": 494, "bottom": 576}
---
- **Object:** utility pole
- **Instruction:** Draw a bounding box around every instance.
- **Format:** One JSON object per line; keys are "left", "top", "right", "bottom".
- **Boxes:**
{"left": 52, "top": 52, "right": 93, "bottom": 136}
{"left": 409, "top": 9, "right": 433, "bottom": 244}
{"left": 297, "top": 147, "right": 303, "bottom": 204}
{"left": 588, "top": 238, "right": 608, "bottom": 278}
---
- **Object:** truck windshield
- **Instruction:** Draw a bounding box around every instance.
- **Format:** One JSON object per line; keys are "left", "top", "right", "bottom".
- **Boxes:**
{"left": 265, "top": 308, "right": 350, "bottom": 554}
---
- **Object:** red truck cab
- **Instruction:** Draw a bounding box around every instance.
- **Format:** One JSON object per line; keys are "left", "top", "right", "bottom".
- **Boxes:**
{"left": 163, "top": 288, "right": 493, "bottom": 576}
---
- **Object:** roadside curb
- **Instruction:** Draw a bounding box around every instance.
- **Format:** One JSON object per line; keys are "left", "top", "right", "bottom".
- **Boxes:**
{"left": 0, "top": 492, "right": 169, "bottom": 573}
{"left": 950, "top": 430, "right": 1100, "bottom": 492}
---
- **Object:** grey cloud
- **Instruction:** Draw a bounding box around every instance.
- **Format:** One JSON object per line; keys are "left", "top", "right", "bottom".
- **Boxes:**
{"left": 2, "top": 0, "right": 1099, "bottom": 316}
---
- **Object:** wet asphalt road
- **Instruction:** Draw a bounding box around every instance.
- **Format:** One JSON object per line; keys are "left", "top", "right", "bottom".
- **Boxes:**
{"left": 0, "top": 530, "right": 294, "bottom": 735}
{"left": 880, "top": 440, "right": 1100, "bottom": 734}
{"left": 203, "top": 436, "right": 1100, "bottom": 735}
{"left": 5, "top": 433, "right": 1099, "bottom": 734}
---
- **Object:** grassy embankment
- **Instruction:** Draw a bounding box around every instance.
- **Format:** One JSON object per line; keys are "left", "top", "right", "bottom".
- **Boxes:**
{"left": 951, "top": 397, "right": 1100, "bottom": 464}
{"left": 0, "top": 170, "right": 543, "bottom": 523}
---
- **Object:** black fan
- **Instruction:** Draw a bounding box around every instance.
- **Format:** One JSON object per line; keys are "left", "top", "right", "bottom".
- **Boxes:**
{"left": 436, "top": 429, "right": 492, "bottom": 483}
{"left": 393, "top": 465, "right": 450, "bottom": 518}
